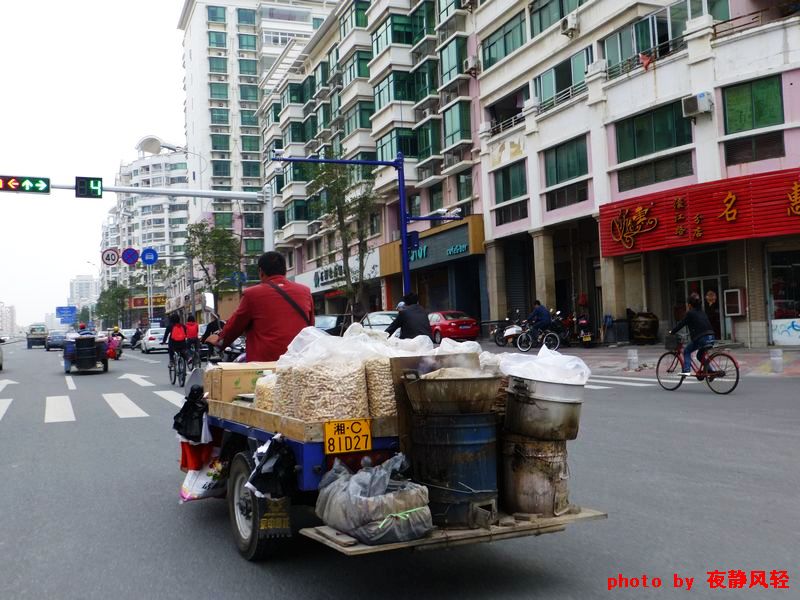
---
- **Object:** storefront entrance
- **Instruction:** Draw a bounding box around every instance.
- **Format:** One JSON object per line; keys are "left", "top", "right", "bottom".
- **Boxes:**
{"left": 669, "top": 249, "right": 728, "bottom": 340}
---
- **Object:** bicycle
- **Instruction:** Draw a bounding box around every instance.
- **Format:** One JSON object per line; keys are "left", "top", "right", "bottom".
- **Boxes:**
{"left": 186, "top": 341, "right": 202, "bottom": 371}
{"left": 516, "top": 322, "right": 560, "bottom": 352}
{"left": 168, "top": 349, "right": 188, "bottom": 387}
{"left": 656, "top": 334, "right": 740, "bottom": 394}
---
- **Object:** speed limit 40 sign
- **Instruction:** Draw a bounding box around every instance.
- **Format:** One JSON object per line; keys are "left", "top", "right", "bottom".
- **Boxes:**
{"left": 101, "top": 248, "right": 120, "bottom": 266}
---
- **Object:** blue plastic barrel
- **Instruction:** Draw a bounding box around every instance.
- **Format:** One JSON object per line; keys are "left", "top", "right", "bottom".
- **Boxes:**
{"left": 411, "top": 413, "right": 498, "bottom": 528}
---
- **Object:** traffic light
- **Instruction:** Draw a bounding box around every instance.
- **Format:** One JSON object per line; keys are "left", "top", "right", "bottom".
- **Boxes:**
{"left": 75, "top": 176, "right": 103, "bottom": 198}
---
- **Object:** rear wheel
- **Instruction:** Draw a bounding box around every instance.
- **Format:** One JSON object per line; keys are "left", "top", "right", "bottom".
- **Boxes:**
{"left": 228, "top": 453, "right": 278, "bottom": 561}
{"left": 169, "top": 360, "right": 177, "bottom": 385}
{"left": 543, "top": 332, "right": 560, "bottom": 351}
{"left": 493, "top": 329, "right": 508, "bottom": 347}
{"left": 177, "top": 356, "right": 187, "bottom": 387}
{"left": 656, "top": 352, "right": 684, "bottom": 391}
{"left": 516, "top": 332, "right": 533, "bottom": 352}
{"left": 704, "top": 352, "right": 740, "bottom": 395}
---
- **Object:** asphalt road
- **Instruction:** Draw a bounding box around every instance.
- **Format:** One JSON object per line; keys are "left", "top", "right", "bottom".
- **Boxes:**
{"left": 0, "top": 341, "right": 797, "bottom": 599}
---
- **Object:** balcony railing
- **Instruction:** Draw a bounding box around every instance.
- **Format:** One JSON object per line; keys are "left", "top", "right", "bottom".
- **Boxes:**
{"left": 607, "top": 36, "right": 688, "bottom": 80}
{"left": 490, "top": 113, "right": 524, "bottom": 136}
{"left": 713, "top": 5, "right": 799, "bottom": 39}
{"left": 536, "top": 80, "right": 587, "bottom": 114}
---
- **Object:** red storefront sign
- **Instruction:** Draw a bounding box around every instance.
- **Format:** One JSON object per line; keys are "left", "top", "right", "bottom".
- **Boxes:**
{"left": 129, "top": 295, "right": 166, "bottom": 308}
{"left": 600, "top": 168, "right": 800, "bottom": 256}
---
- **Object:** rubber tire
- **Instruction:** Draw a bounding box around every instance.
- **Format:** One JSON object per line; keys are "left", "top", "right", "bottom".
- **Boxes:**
{"left": 177, "top": 358, "right": 187, "bottom": 387}
{"left": 656, "top": 352, "right": 684, "bottom": 391}
{"left": 228, "top": 453, "right": 277, "bottom": 561}
{"left": 102, "top": 360, "right": 108, "bottom": 373}
{"left": 169, "top": 361, "right": 177, "bottom": 385}
{"left": 493, "top": 330, "right": 508, "bottom": 347}
{"left": 433, "top": 330, "right": 442, "bottom": 344}
{"left": 542, "top": 332, "right": 560, "bottom": 351}
{"left": 516, "top": 332, "right": 533, "bottom": 352}
{"left": 704, "top": 352, "right": 740, "bottom": 395}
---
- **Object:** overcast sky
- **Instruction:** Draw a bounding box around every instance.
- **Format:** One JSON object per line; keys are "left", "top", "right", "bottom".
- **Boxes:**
{"left": 0, "top": 1, "right": 186, "bottom": 325}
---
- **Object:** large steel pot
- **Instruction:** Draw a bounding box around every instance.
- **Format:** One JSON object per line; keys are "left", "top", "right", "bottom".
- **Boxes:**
{"left": 505, "top": 376, "right": 583, "bottom": 440}
{"left": 403, "top": 370, "right": 503, "bottom": 414}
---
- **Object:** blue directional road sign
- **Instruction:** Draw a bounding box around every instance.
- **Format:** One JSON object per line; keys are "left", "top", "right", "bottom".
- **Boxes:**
{"left": 60, "top": 317, "right": 75, "bottom": 324}
{"left": 140, "top": 247, "right": 159, "bottom": 266}
{"left": 56, "top": 306, "right": 77, "bottom": 318}
{"left": 229, "top": 271, "right": 247, "bottom": 285}
{"left": 121, "top": 247, "right": 140, "bottom": 265}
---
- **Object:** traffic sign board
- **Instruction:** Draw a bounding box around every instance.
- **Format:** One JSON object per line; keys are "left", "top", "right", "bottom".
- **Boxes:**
{"left": 56, "top": 306, "right": 77, "bottom": 318}
{"left": 121, "top": 247, "right": 140, "bottom": 265}
{"left": 140, "top": 247, "right": 159, "bottom": 266}
{"left": 60, "top": 316, "right": 75, "bottom": 324}
{"left": 75, "top": 176, "right": 103, "bottom": 198}
{"left": 101, "top": 248, "right": 120, "bottom": 266}
{"left": 0, "top": 175, "right": 49, "bottom": 194}
{"left": 229, "top": 271, "right": 247, "bottom": 285}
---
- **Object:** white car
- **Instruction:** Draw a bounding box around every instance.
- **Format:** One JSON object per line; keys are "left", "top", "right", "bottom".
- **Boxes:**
{"left": 140, "top": 328, "right": 168, "bottom": 353}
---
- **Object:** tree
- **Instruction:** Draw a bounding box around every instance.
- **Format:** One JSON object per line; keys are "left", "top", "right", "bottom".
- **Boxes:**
{"left": 185, "top": 221, "right": 242, "bottom": 307}
{"left": 308, "top": 159, "right": 380, "bottom": 315}
{"left": 95, "top": 283, "right": 131, "bottom": 328}
{"left": 77, "top": 307, "right": 91, "bottom": 325}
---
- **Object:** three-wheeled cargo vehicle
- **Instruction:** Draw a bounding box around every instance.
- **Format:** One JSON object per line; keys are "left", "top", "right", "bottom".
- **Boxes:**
{"left": 63, "top": 335, "right": 108, "bottom": 373}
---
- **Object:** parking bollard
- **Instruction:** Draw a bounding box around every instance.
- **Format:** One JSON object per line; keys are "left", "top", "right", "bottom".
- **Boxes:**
{"left": 770, "top": 348, "right": 783, "bottom": 374}
{"left": 627, "top": 349, "right": 638, "bottom": 371}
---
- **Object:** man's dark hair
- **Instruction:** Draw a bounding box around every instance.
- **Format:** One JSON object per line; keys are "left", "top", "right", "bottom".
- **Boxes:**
{"left": 258, "top": 251, "right": 287, "bottom": 277}
{"left": 169, "top": 313, "right": 180, "bottom": 325}
{"left": 534, "top": 299, "right": 541, "bottom": 306}
{"left": 403, "top": 292, "right": 419, "bottom": 305}
{"left": 688, "top": 293, "right": 702, "bottom": 309}
{"left": 187, "top": 315, "right": 196, "bottom": 322}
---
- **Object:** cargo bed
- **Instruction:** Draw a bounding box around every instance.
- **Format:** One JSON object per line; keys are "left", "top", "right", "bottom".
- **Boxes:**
{"left": 299, "top": 508, "right": 607, "bottom": 556}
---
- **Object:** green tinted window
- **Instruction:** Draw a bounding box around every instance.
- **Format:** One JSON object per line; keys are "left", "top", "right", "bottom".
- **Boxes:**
{"left": 241, "top": 136, "right": 260, "bottom": 152}
{"left": 544, "top": 136, "right": 588, "bottom": 187}
{"left": 440, "top": 37, "right": 466, "bottom": 85}
{"left": 494, "top": 161, "right": 527, "bottom": 204}
{"left": 241, "top": 110, "right": 258, "bottom": 126}
{"left": 209, "top": 83, "right": 228, "bottom": 99}
{"left": 208, "top": 31, "right": 226, "bottom": 48}
{"left": 615, "top": 101, "right": 692, "bottom": 163}
{"left": 482, "top": 12, "right": 526, "bottom": 70}
{"left": 238, "top": 34, "right": 257, "bottom": 51}
{"left": 443, "top": 102, "right": 471, "bottom": 148}
{"left": 210, "top": 134, "right": 229, "bottom": 151}
{"left": 209, "top": 57, "right": 227, "bottom": 73}
{"left": 238, "top": 8, "right": 256, "bottom": 24}
{"left": 210, "top": 108, "right": 229, "bottom": 124}
{"left": 724, "top": 76, "right": 783, "bottom": 134}
{"left": 207, "top": 6, "right": 225, "bottom": 22}
{"left": 239, "top": 59, "right": 257, "bottom": 75}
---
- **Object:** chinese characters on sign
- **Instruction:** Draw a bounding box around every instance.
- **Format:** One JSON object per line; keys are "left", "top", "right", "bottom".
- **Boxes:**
{"left": 693, "top": 214, "right": 704, "bottom": 239}
{"left": 718, "top": 191, "right": 738, "bottom": 222}
{"left": 788, "top": 182, "right": 800, "bottom": 217}
{"left": 610, "top": 205, "right": 659, "bottom": 249}
{"left": 674, "top": 196, "right": 687, "bottom": 237}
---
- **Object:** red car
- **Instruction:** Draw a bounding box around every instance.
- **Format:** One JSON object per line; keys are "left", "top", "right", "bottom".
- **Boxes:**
{"left": 428, "top": 311, "right": 480, "bottom": 343}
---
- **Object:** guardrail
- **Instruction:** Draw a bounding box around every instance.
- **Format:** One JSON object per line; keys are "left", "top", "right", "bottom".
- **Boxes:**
{"left": 490, "top": 113, "right": 525, "bottom": 136}
{"left": 537, "top": 80, "right": 588, "bottom": 114}
{"left": 606, "top": 36, "right": 687, "bottom": 80}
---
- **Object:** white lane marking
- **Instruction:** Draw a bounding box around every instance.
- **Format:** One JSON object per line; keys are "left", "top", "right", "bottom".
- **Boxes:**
{"left": 0, "top": 379, "right": 19, "bottom": 394}
{"left": 118, "top": 373, "right": 155, "bottom": 387}
{"left": 153, "top": 390, "right": 185, "bottom": 408}
{"left": 0, "top": 399, "right": 11, "bottom": 421}
{"left": 587, "top": 378, "right": 653, "bottom": 387}
{"left": 124, "top": 353, "right": 160, "bottom": 364}
{"left": 45, "top": 396, "right": 75, "bottom": 423}
{"left": 588, "top": 374, "right": 697, "bottom": 384}
{"left": 102, "top": 393, "right": 149, "bottom": 418}
{"left": 65, "top": 376, "right": 76, "bottom": 390}
{"left": 585, "top": 385, "right": 611, "bottom": 390}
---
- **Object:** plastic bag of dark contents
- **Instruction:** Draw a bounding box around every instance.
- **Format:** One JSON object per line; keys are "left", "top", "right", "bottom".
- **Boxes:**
{"left": 316, "top": 453, "right": 433, "bottom": 545}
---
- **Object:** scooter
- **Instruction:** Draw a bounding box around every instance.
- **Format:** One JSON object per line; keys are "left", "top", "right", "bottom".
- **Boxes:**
{"left": 107, "top": 336, "right": 123, "bottom": 360}
{"left": 549, "top": 310, "right": 572, "bottom": 348}
{"left": 577, "top": 313, "right": 593, "bottom": 347}
{"left": 495, "top": 310, "right": 523, "bottom": 347}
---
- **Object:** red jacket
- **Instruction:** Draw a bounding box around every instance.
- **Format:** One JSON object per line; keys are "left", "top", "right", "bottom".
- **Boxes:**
{"left": 219, "top": 275, "right": 314, "bottom": 362}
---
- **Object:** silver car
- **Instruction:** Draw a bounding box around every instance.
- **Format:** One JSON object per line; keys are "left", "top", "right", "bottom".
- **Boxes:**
{"left": 140, "top": 328, "right": 168, "bottom": 353}
{"left": 361, "top": 311, "right": 399, "bottom": 334}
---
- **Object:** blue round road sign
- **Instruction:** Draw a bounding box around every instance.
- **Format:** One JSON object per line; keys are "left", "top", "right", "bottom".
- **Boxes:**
{"left": 121, "top": 247, "right": 140, "bottom": 265}
{"left": 141, "top": 247, "right": 159, "bottom": 266}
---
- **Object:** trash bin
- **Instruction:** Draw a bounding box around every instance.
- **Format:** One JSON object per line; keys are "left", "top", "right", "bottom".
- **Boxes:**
{"left": 613, "top": 319, "right": 629, "bottom": 343}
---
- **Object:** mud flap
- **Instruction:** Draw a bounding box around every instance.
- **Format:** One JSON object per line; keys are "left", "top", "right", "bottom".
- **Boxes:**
{"left": 258, "top": 496, "right": 292, "bottom": 538}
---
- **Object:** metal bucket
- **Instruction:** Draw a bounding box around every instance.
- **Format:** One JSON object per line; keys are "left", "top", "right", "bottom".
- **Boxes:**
{"left": 501, "top": 434, "right": 569, "bottom": 517}
{"left": 411, "top": 412, "right": 498, "bottom": 528}
{"left": 505, "top": 376, "right": 583, "bottom": 440}
{"left": 403, "top": 370, "right": 502, "bottom": 414}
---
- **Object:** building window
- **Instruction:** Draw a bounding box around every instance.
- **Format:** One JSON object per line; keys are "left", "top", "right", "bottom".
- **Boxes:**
{"left": 616, "top": 101, "right": 692, "bottom": 163}
{"left": 238, "top": 34, "right": 257, "bottom": 51}
{"left": 544, "top": 136, "right": 588, "bottom": 187}
{"left": 457, "top": 172, "right": 472, "bottom": 201}
{"left": 284, "top": 163, "right": 308, "bottom": 184}
{"left": 242, "top": 162, "right": 260, "bottom": 178}
{"left": 494, "top": 160, "right": 527, "bottom": 204}
{"left": 429, "top": 183, "right": 443, "bottom": 212}
{"left": 416, "top": 120, "right": 441, "bottom": 160}
{"left": 214, "top": 213, "right": 233, "bottom": 228}
{"left": 281, "top": 83, "right": 303, "bottom": 105}
{"left": 533, "top": 47, "right": 592, "bottom": 112}
{"left": 482, "top": 12, "right": 526, "bottom": 70}
{"left": 617, "top": 151, "right": 693, "bottom": 192}
{"left": 244, "top": 239, "right": 264, "bottom": 254}
{"left": 724, "top": 75, "right": 783, "bottom": 135}
{"left": 443, "top": 101, "right": 471, "bottom": 148}
{"left": 209, "top": 83, "right": 228, "bottom": 99}
{"left": 240, "top": 85, "right": 258, "bottom": 102}
{"left": 724, "top": 131, "right": 785, "bottom": 166}
{"left": 411, "top": 1, "right": 436, "bottom": 45}
{"left": 440, "top": 37, "right": 466, "bottom": 86}
{"left": 241, "top": 110, "right": 258, "bottom": 126}
{"left": 409, "top": 193, "right": 422, "bottom": 217}
{"left": 313, "top": 61, "right": 329, "bottom": 90}
{"left": 339, "top": 1, "right": 369, "bottom": 39}
{"left": 284, "top": 121, "right": 305, "bottom": 145}
{"left": 372, "top": 15, "right": 413, "bottom": 56}
{"left": 343, "top": 51, "right": 371, "bottom": 88}
{"left": 238, "top": 8, "right": 256, "bottom": 25}
{"left": 211, "top": 161, "right": 230, "bottom": 177}
{"left": 413, "top": 61, "right": 438, "bottom": 101}
{"left": 210, "top": 108, "right": 229, "bottom": 124}
{"left": 209, "top": 57, "right": 227, "bottom": 73}
{"left": 369, "top": 213, "right": 381, "bottom": 236}
{"left": 376, "top": 128, "right": 418, "bottom": 162}
{"left": 286, "top": 200, "right": 308, "bottom": 222}
{"left": 495, "top": 199, "right": 528, "bottom": 226}
{"left": 208, "top": 31, "right": 226, "bottom": 48}
{"left": 273, "top": 210, "right": 286, "bottom": 230}
{"left": 239, "top": 59, "right": 257, "bottom": 75}
{"left": 266, "top": 103, "right": 281, "bottom": 127}
{"left": 207, "top": 6, "right": 226, "bottom": 23}
{"left": 241, "top": 136, "right": 260, "bottom": 152}
{"left": 439, "top": 0, "right": 458, "bottom": 24}
{"left": 210, "top": 134, "right": 229, "bottom": 151}
{"left": 315, "top": 103, "right": 331, "bottom": 133}
{"left": 374, "top": 72, "right": 413, "bottom": 110}
{"left": 313, "top": 17, "right": 324, "bottom": 29}
{"left": 343, "top": 102, "right": 374, "bottom": 136}
{"left": 530, "top": 0, "right": 587, "bottom": 38}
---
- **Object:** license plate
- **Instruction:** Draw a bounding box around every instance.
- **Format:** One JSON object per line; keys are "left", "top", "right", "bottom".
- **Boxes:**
{"left": 459, "top": 325, "right": 471, "bottom": 329}
{"left": 582, "top": 335, "right": 592, "bottom": 342}
{"left": 324, "top": 418, "right": 372, "bottom": 455}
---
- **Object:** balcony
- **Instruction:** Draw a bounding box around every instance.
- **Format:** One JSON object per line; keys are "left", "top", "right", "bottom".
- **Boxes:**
{"left": 411, "top": 36, "right": 438, "bottom": 67}
{"left": 416, "top": 159, "right": 444, "bottom": 188}
{"left": 435, "top": 12, "right": 467, "bottom": 47}
{"left": 536, "top": 80, "right": 588, "bottom": 115}
{"left": 441, "top": 146, "right": 473, "bottom": 176}
{"left": 439, "top": 79, "right": 470, "bottom": 108}
{"left": 713, "top": 5, "right": 799, "bottom": 39}
{"left": 607, "top": 36, "right": 687, "bottom": 80}
{"left": 282, "top": 221, "right": 309, "bottom": 241}
{"left": 489, "top": 112, "right": 524, "bottom": 136}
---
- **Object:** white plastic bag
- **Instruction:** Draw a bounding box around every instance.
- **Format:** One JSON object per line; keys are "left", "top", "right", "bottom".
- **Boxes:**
{"left": 179, "top": 448, "right": 227, "bottom": 503}
{"left": 499, "top": 345, "right": 591, "bottom": 385}
{"left": 435, "top": 338, "right": 483, "bottom": 355}
{"left": 479, "top": 351, "right": 502, "bottom": 372}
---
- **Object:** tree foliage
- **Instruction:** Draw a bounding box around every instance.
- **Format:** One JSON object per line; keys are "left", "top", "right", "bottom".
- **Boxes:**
{"left": 96, "top": 283, "right": 131, "bottom": 328}
{"left": 185, "top": 221, "right": 242, "bottom": 306}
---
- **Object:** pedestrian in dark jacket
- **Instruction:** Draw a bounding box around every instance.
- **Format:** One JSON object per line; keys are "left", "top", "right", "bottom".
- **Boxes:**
{"left": 385, "top": 292, "right": 432, "bottom": 340}
{"left": 670, "top": 293, "right": 715, "bottom": 374}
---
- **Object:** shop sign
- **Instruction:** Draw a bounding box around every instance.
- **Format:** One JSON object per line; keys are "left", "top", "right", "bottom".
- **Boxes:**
{"left": 446, "top": 243, "right": 469, "bottom": 256}
{"left": 129, "top": 295, "right": 166, "bottom": 308}
{"left": 406, "top": 225, "right": 470, "bottom": 270}
{"left": 600, "top": 168, "right": 800, "bottom": 256}
{"left": 409, "top": 244, "right": 428, "bottom": 262}
{"left": 294, "top": 249, "right": 380, "bottom": 294}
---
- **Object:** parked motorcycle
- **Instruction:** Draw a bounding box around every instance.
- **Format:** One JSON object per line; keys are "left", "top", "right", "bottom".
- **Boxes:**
{"left": 516, "top": 321, "right": 560, "bottom": 352}
{"left": 224, "top": 336, "right": 246, "bottom": 362}
{"left": 548, "top": 310, "right": 572, "bottom": 348}
{"left": 495, "top": 310, "right": 523, "bottom": 347}
{"left": 577, "top": 313, "right": 593, "bottom": 347}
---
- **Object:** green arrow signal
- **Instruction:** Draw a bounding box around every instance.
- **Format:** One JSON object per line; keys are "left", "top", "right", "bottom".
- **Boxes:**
{"left": 21, "top": 179, "right": 33, "bottom": 191}
{"left": 36, "top": 179, "right": 48, "bottom": 191}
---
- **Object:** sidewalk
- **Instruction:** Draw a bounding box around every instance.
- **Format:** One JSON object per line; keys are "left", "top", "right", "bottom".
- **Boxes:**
{"left": 482, "top": 340, "right": 800, "bottom": 378}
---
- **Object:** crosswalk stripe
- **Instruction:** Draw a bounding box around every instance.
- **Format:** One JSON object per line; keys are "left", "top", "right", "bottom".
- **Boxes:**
{"left": 585, "top": 385, "right": 611, "bottom": 390}
{"left": 65, "top": 376, "right": 76, "bottom": 390}
{"left": 45, "top": 396, "right": 75, "bottom": 423}
{"left": 102, "top": 393, "right": 148, "bottom": 418}
{"left": 587, "top": 378, "right": 652, "bottom": 387}
{"left": 153, "top": 390, "right": 185, "bottom": 408}
{"left": 0, "top": 399, "right": 11, "bottom": 421}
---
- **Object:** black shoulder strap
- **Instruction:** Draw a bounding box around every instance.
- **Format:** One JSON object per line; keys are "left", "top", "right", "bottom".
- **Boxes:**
{"left": 266, "top": 281, "right": 312, "bottom": 326}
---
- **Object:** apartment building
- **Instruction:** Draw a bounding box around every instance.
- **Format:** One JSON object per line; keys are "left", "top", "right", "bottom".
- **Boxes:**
{"left": 0, "top": 302, "right": 16, "bottom": 336}
{"left": 475, "top": 0, "right": 800, "bottom": 346}
{"left": 68, "top": 275, "right": 101, "bottom": 310}
{"left": 261, "top": 0, "right": 488, "bottom": 318}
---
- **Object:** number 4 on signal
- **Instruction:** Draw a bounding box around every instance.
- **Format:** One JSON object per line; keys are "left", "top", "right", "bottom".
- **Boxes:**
{"left": 75, "top": 176, "right": 103, "bottom": 198}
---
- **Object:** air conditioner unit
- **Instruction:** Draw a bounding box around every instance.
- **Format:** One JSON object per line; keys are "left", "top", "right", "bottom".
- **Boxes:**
{"left": 463, "top": 55, "right": 480, "bottom": 76}
{"left": 422, "top": 108, "right": 434, "bottom": 119}
{"left": 459, "top": 0, "right": 474, "bottom": 10}
{"left": 560, "top": 13, "right": 579, "bottom": 37}
{"left": 682, "top": 92, "right": 714, "bottom": 118}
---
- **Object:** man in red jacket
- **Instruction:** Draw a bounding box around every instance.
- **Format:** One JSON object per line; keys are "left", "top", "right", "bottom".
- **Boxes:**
{"left": 206, "top": 251, "right": 314, "bottom": 362}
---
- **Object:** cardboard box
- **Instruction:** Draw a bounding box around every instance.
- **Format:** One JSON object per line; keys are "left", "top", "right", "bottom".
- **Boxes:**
{"left": 205, "top": 362, "right": 277, "bottom": 403}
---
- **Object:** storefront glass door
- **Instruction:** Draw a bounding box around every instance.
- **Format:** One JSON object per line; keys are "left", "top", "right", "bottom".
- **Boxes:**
{"left": 669, "top": 249, "right": 728, "bottom": 340}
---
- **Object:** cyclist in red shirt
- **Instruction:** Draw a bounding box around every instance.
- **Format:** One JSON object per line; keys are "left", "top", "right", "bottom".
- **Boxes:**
{"left": 185, "top": 315, "right": 200, "bottom": 361}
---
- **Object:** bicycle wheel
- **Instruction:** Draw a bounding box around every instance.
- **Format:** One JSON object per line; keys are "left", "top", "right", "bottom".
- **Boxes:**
{"left": 704, "top": 352, "right": 739, "bottom": 395}
{"left": 543, "top": 332, "right": 560, "bottom": 351}
{"left": 168, "top": 360, "right": 177, "bottom": 385}
{"left": 656, "top": 352, "right": 684, "bottom": 391}
{"left": 516, "top": 332, "right": 533, "bottom": 352}
{"left": 177, "top": 356, "right": 187, "bottom": 387}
